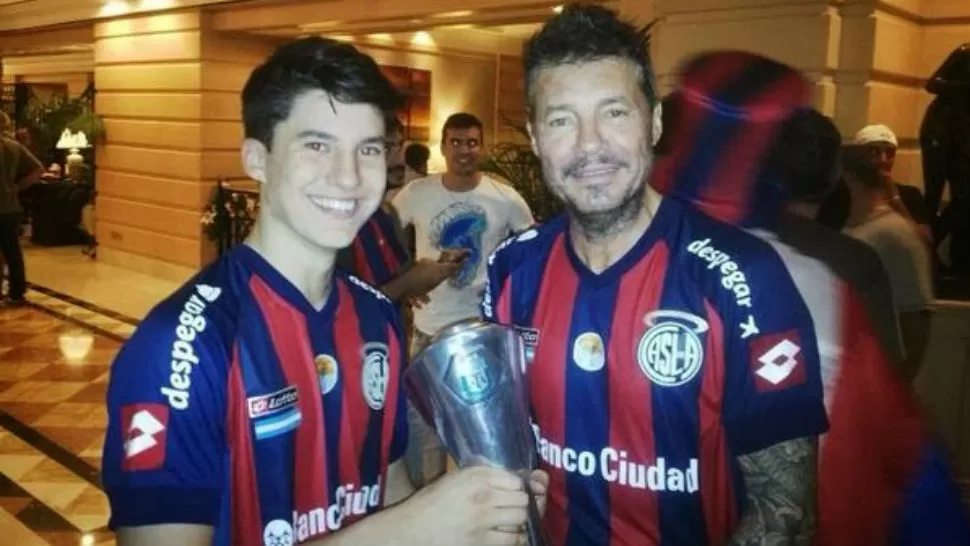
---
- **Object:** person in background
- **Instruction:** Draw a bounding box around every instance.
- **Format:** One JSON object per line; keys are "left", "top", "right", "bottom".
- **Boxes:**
{"left": 337, "top": 119, "right": 461, "bottom": 305}
{"left": 102, "top": 37, "right": 545, "bottom": 546}
{"left": 0, "top": 111, "right": 42, "bottom": 306}
{"left": 384, "top": 121, "right": 407, "bottom": 202}
{"left": 771, "top": 111, "right": 907, "bottom": 375}
{"left": 404, "top": 142, "right": 430, "bottom": 182}
{"left": 656, "top": 50, "right": 968, "bottom": 546}
{"left": 854, "top": 124, "right": 934, "bottom": 238}
{"left": 485, "top": 7, "right": 827, "bottom": 545}
{"left": 392, "top": 112, "right": 534, "bottom": 487}
{"left": 841, "top": 145, "right": 934, "bottom": 372}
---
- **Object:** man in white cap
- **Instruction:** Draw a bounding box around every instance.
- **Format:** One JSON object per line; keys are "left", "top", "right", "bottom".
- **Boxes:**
{"left": 853, "top": 124, "right": 933, "bottom": 236}
{"left": 841, "top": 145, "right": 934, "bottom": 374}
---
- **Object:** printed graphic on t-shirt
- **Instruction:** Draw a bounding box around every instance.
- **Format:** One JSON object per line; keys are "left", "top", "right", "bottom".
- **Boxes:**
{"left": 430, "top": 202, "right": 488, "bottom": 288}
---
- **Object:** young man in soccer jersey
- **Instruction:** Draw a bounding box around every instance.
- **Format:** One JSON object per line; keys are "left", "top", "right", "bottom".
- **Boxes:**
{"left": 482, "top": 5, "right": 827, "bottom": 545}
{"left": 103, "top": 37, "right": 545, "bottom": 546}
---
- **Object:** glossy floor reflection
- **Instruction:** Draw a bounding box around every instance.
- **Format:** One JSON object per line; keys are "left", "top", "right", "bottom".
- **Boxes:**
{"left": 0, "top": 305, "right": 118, "bottom": 546}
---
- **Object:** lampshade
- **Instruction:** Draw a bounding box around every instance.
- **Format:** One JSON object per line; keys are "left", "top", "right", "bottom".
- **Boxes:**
{"left": 56, "top": 129, "right": 90, "bottom": 150}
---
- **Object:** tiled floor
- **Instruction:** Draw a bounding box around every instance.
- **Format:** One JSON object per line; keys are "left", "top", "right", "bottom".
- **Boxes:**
{"left": 0, "top": 244, "right": 166, "bottom": 545}
{"left": 0, "top": 304, "right": 119, "bottom": 545}
{"left": 23, "top": 245, "right": 181, "bottom": 320}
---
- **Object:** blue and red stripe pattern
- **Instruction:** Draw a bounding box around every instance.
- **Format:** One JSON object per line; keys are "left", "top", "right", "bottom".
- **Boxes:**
{"left": 103, "top": 244, "right": 407, "bottom": 546}
{"left": 653, "top": 50, "right": 970, "bottom": 546}
{"left": 349, "top": 206, "right": 410, "bottom": 287}
{"left": 482, "top": 200, "right": 827, "bottom": 546}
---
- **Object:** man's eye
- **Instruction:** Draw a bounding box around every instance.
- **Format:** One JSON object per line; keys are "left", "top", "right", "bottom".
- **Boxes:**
{"left": 606, "top": 108, "right": 629, "bottom": 119}
{"left": 305, "top": 142, "right": 328, "bottom": 152}
{"left": 361, "top": 145, "right": 385, "bottom": 157}
{"left": 548, "top": 118, "right": 569, "bottom": 128}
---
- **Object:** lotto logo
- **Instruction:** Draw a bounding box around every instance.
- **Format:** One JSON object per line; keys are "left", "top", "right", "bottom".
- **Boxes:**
{"left": 121, "top": 404, "right": 169, "bottom": 471}
{"left": 749, "top": 331, "right": 806, "bottom": 392}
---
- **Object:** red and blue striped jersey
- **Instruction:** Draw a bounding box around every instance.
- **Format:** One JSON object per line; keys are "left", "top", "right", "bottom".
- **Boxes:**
{"left": 344, "top": 206, "right": 410, "bottom": 287}
{"left": 102, "top": 244, "right": 407, "bottom": 546}
{"left": 482, "top": 198, "right": 828, "bottom": 546}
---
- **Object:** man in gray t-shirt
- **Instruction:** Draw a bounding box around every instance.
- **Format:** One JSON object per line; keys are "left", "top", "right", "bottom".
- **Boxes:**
{"left": 841, "top": 145, "right": 934, "bottom": 374}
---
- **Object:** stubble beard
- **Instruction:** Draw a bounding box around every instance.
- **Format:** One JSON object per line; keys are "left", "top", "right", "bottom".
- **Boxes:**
{"left": 566, "top": 181, "right": 646, "bottom": 241}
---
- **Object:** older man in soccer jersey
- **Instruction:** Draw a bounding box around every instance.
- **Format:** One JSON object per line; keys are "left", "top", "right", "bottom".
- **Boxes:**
{"left": 483, "top": 5, "right": 827, "bottom": 545}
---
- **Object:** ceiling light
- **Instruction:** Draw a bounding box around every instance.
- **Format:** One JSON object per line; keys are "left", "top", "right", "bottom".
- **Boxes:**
{"left": 99, "top": 0, "right": 130, "bottom": 17}
{"left": 411, "top": 31, "right": 435, "bottom": 47}
{"left": 553, "top": 5, "right": 563, "bottom": 13}
{"left": 300, "top": 21, "right": 341, "bottom": 31}
{"left": 367, "top": 33, "right": 395, "bottom": 43}
{"left": 432, "top": 10, "right": 474, "bottom": 19}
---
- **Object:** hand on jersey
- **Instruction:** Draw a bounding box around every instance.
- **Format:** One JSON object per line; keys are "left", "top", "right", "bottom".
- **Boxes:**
{"left": 438, "top": 248, "right": 470, "bottom": 266}
{"left": 402, "top": 465, "right": 548, "bottom": 546}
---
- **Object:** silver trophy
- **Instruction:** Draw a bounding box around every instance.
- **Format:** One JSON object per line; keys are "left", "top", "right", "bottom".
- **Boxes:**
{"left": 404, "top": 318, "right": 547, "bottom": 546}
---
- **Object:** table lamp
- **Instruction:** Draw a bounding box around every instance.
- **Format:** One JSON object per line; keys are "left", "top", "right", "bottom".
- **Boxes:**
{"left": 56, "top": 129, "right": 90, "bottom": 176}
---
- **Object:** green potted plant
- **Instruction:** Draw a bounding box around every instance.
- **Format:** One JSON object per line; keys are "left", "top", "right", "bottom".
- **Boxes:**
{"left": 480, "top": 121, "right": 563, "bottom": 222}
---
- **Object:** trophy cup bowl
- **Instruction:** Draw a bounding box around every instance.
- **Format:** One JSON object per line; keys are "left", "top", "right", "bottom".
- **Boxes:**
{"left": 404, "top": 318, "right": 546, "bottom": 546}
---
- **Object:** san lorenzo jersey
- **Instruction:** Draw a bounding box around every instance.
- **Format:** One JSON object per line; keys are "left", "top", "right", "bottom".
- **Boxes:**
{"left": 102, "top": 245, "right": 407, "bottom": 546}
{"left": 345, "top": 206, "right": 410, "bottom": 287}
{"left": 482, "top": 198, "right": 827, "bottom": 546}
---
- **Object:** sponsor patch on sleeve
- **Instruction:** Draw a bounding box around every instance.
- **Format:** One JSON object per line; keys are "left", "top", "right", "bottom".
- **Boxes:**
{"left": 749, "top": 330, "right": 806, "bottom": 392}
{"left": 122, "top": 403, "right": 169, "bottom": 471}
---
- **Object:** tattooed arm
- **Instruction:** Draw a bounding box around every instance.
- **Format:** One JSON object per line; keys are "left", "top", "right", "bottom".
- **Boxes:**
{"left": 728, "top": 436, "right": 817, "bottom": 546}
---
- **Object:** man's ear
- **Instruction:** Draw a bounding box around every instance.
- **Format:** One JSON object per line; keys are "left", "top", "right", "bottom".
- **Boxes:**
{"left": 526, "top": 119, "right": 539, "bottom": 157}
{"left": 241, "top": 138, "right": 269, "bottom": 184}
{"left": 651, "top": 101, "right": 663, "bottom": 147}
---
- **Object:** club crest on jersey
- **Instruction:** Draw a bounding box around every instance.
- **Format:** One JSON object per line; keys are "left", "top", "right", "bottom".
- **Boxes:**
{"left": 637, "top": 310, "right": 709, "bottom": 387}
{"left": 444, "top": 346, "right": 496, "bottom": 404}
{"left": 361, "top": 343, "right": 390, "bottom": 410}
{"left": 573, "top": 332, "right": 605, "bottom": 372}
{"left": 314, "top": 354, "right": 339, "bottom": 395}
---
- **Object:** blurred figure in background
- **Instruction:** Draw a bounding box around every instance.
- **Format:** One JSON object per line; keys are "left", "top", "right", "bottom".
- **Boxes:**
{"left": 0, "top": 111, "right": 42, "bottom": 305}
{"left": 656, "top": 49, "right": 969, "bottom": 546}
{"left": 404, "top": 142, "right": 429, "bottom": 182}
{"left": 841, "top": 145, "right": 934, "bottom": 369}
{"left": 853, "top": 124, "right": 934, "bottom": 238}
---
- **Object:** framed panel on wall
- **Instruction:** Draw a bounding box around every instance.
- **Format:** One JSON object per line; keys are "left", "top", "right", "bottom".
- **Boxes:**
{"left": 380, "top": 65, "right": 431, "bottom": 142}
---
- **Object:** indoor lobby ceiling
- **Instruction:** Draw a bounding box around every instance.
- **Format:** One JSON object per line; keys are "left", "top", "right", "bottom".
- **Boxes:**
{"left": 226, "top": 1, "right": 618, "bottom": 56}
{"left": 0, "top": 0, "right": 617, "bottom": 56}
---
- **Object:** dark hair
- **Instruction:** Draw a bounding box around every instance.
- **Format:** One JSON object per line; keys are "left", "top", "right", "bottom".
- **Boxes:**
{"left": 405, "top": 143, "right": 430, "bottom": 168}
{"left": 841, "top": 144, "right": 885, "bottom": 190}
{"left": 441, "top": 112, "right": 483, "bottom": 142}
{"left": 523, "top": 3, "right": 657, "bottom": 115}
{"left": 766, "top": 108, "right": 843, "bottom": 203}
{"left": 242, "top": 37, "right": 404, "bottom": 150}
{"left": 388, "top": 117, "right": 405, "bottom": 137}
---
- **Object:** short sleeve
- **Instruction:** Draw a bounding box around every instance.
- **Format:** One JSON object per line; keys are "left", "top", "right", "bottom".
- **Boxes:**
{"left": 506, "top": 189, "right": 535, "bottom": 233}
{"left": 388, "top": 312, "right": 409, "bottom": 462}
{"left": 390, "top": 182, "right": 414, "bottom": 227}
{"left": 481, "top": 240, "right": 513, "bottom": 324}
{"left": 102, "top": 296, "right": 230, "bottom": 529}
{"left": 721, "top": 251, "right": 829, "bottom": 455}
